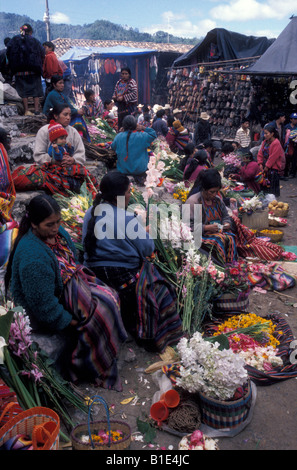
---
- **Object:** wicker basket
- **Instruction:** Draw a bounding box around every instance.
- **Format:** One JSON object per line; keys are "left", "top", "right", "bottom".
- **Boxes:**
{"left": 271, "top": 207, "right": 289, "bottom": 218}
{"left": 241, "top": 209, "right": 268, "bottom": 230}
{"left": 268, "top": 218, "right": 286, "bottom": 227}
{"left": 259, "top": 229, "right": 284, "bottom": 243}
{"left": 199, "top": 381, "right": 252, "bottom": 430}
{"left": 71, "top": 396, "right": 131, "bottom": 450}
{"left": 0, "top": 406, "right": 60, "bottom": 450}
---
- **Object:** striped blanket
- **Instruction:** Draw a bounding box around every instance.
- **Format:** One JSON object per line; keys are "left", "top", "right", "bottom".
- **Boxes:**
{"left": 63, "top": 265, "right": 127, "bottom": 391}
{"left": 12, "top": 162, "right": 99, "bottom": 198}
{"left": 136, "top": 260, "right": 184, "bottom": 353}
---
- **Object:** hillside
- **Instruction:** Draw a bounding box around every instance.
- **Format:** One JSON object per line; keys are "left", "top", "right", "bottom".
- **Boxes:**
{"left": 0, "top": 12, "right": 200, "bottom": 47}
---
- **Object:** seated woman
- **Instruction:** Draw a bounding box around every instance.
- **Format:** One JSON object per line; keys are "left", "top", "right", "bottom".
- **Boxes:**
{"left": 111, "top": 115, "right": 157, "bottom": 185}
{"left": 12, "top": 103, "right": 99, "bottom": 197}
{"left": 82, "top": 88, "right": 104, "bottom": 119}
{"left": 5, "top": 194, "right": 127, "bottom": 390}
{"left": 43, "top": 75, "right": 90, "bottom": 142}
{"left": 166, "top": 119, "right": 190, "bottom": 154}
{"left": 185, "top": 169, "right": 237, "bottom": 265}
{"left": 257, "top": 124, "right": 286, "bottom": 197}
{"left": 82, "top": 171, "right": 183, "bottom": 352}
{"left": 231, "top": 152, "right": 261, "bottom": 194}
{"left": 185, "top": 169, "right": 285, "bottom": 263}
{"left": 183, "top": 148, "right": 210, "bottom": 187}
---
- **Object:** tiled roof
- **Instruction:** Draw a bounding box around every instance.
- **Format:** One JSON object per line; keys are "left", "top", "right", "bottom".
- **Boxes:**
{"left": 52, "top": 38, "right": 193, "bottom": 58}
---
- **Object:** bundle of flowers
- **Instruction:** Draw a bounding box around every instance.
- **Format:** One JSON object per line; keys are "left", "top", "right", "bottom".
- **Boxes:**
{"left": 151, "top": 140, "right": 183, "bottom": 181}
{"left": 216, "top": 261, "right": 250, "bottom": 298}
{"left": 176, "top": 332, "right": 248, "bottom": 400}
{"left": 0, "top": 304, "right": 88, "bottom": 436}
{"left": 172, "top": 181, "right": 192, "bottom": 203}
{"left": 221, "top": 153, "right": 242, "bottom": 168}
{"left": 239, "top": 195, "right": 263, "bottom": 213}
{"left": 87, "top": 117, "right": 116, "bottom": 144}
{"left": 178, "top": 430, "right": 218, "bottom": 450}
{"left": 54, "top": 182, "right": 93, "bottom": 251}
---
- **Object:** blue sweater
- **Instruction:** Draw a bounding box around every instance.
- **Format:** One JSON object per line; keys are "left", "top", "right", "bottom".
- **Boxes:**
{"left": 82, "top": 205, "right": 155, "bottom": 269}
{"left": 111, "top": 127, "right": 156, "bottom": 175}
{"left": 43, "top": 89, "right": 77, "bottom": 117}
{"left": 10, "top": 226, "right": 75, "bottom": 331}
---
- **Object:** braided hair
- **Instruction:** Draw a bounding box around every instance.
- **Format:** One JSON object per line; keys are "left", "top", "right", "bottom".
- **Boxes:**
{"left": 122, "top": 115, "right": 137, "bottom": 161}
{"left": 83, "top": 171, "right": 130, "bottom": 257}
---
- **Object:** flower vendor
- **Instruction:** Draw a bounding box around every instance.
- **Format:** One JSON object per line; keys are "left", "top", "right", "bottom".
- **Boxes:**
{"left": 82, "top": 171, "right": 183, "bottom": 352}
{"left": 12, "top": 103, "right": 99, "bottom": 197}
{"left": 185, "top": 169, "right": 237, "bottom": 265}
{"left": 5, "top": 194, "right": 127, "bottom": 391}
{"left": 183, "top": 149, "right": 210, "bottom": 187}
{"left": 231, "top": 152, "right": 262, "bottom": 194}
{"left": 82, "top": 88, "right": 104, "bottom": 119}
{"left": 111, "top": 115, "right": 157, "bottom": 185}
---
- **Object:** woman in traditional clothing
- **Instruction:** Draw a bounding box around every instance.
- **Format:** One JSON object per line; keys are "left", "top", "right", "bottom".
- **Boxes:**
{"left": 5, "top": 194, "right": 127, "bottom": 390}
{"left": 82, "top": 171, "right": 183, "bottom": 352}
{"left": 185, "top": 169, "right": 285, "bottom": 263}
{"left": 12, "top": 103, "right": 99, "bottom": 197}
{"left": 112, "top": 68, "right": 137, "bottom": 129}
{"left": 185, "top": 169, "right": 237, "bottom": 265}
{"left": 257, "top": 124, "right": 286, "bottom": 197}
{"left": 43, "top": 75, "right": 90, "bottom": 141}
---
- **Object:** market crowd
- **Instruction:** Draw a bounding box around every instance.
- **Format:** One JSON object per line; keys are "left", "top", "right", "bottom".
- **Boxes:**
{"left": 0, "top": 23, "right": 296, "bottom": 391}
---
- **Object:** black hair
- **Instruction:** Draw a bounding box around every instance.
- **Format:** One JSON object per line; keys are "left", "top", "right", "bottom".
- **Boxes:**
{"left": 5, "top": 194, "right": 61, "bottom": 294}
{"left": 84, "top": 89, "right": 95, "bottom": 100}
{"left": 0, "top": 127, "right": 11, "bottom": 151}
{"left": 242, "top": 151, "right": 254, "bottom": 161}
{"left": 222, "top": 143, "right": 234, "bottom": 155}
{"left": 43, "top": 41, "right": 55, "bottom": 50}
{"left": 203, "top": 139, "right": 214, "bottom": 148}
{"left": 4, "top": 37, "right": 11, "bottom": 47}
{"left": 199, "top": 168, "right": 222, "bottom": 191}
{"left": 264, "top": 124, "right": 279, "bottom": 139}
{"left": 20, "top": 24, "right": 33, "bottom": 35}
{"left": 121, "top": 67, "right": 131, "bottom": 77}
{"left": 275, "top": 111, "right": 286, "bottom": 119}
{"left": 184, "top": 149, "right": 209, "bottom": 180}
{"left": 104, "top": 100, "right": 113, "bottom": 108}
{"left": 84, "top": 172, "right": 130, "bottom": 257}
{"left": 156, "top": 109, "right": 165, "bottom": 118}
{"left": 47, "top": 103, "right": 71, "bottom": 123}
{"left": 122, "top": 115, "right": 137, "bottom": 160}
{"left": 51, "top": 74, "right": 64, "bottom": 86}
{"left": 184, "top": 142, "right": 195, "bottom": 156}
{"left": 167, "top": 116, "right": 175, "bottom": 127}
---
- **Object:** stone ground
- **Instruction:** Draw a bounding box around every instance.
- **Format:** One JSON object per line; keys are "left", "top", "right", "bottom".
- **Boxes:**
{"left": 2, "top": 107, "right": 297, "bottom": 451}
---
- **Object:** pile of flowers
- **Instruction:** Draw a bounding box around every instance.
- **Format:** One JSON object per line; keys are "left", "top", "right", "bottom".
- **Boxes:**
{"left": 239, "top": 195, "right": 263, "bottom": 213}
{"left": 216, "top": 261, "right": 250, "bottom": 298}
{"left": 87, "top": 117, "right": 116, "bottom": 144}
{"left": 221, "top": 153, "right": 242, "bottom": 168}
{"left": 210, "top": 313, "right": 283, "bottom": 372}
{"left": 178, "top": 430, "right": 218, "bottom": 450}
{"left": 80, "top": 429, "right": 124, "bottom": 445}
{"left": 176, "top": 332, "right": 248, "bottom": 400}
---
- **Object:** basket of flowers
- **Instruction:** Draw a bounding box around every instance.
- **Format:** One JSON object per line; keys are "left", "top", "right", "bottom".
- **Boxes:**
{"left": 178, "top": 430, "right": 218, "bottom": 450}
{"left": 175, "top": 332, "right": 253, "bottom": 430}
{"left": 71, "top": 396, "right": 131, "bottom": 450}
{"left": 258, "top": 229, "right": 284, "bottom": 243}
{"left": 213, "top": 262, "right": 250, "bottom": 314}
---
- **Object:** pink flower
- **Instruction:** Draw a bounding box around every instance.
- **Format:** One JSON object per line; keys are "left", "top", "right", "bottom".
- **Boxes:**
{"left": 190, "top": 430, "right": 204, "bottom": 446}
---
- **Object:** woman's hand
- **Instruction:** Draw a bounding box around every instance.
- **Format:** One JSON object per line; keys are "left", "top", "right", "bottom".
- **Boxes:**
{"left": 204, "top": 223, "right": 219, "bottom": 233}
{"left": 223, "top": 223, "right": 231, "bottom": 231}
{"left": 61, "top": 155, "right": 75, "bottom": 167}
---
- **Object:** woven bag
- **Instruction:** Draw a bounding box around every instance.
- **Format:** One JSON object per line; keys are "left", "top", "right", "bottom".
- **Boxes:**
{"left": 199, "top": 380, "right": 252, "bottom": 429}
{"left": 71, "top": 395, "right": 131, "bottom": 450}
{"left": 0, "top": 406, "right": 60, "bottom": 450}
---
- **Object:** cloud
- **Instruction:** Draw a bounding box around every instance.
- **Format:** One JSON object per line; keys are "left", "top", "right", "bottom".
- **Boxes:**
{"left": 210, "top": 0, "right": 297, "bottom": 22}
{"left": 50, "top": 12, "right": 71, "bottom": 24}
{"left": 142, "top": 10, "right": 216, "bottom": 38}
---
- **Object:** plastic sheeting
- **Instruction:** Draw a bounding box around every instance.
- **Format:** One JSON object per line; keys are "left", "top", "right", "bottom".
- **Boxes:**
{"left": 173, "top": 28, "right": 274, "bottom": 67}
{"left": 59, "top": 45, "right": 157, "bottom": 62}
{"left": 243, "top": 17, "right": 297, "bottom": 75}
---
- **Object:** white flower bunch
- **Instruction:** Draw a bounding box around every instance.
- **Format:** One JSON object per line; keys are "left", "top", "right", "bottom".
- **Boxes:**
{"left": 176, "top": 332, "right": 248, "bottom": 400}
{"left": 161, "top": 214, "right": 194, "bottom": 251}
{"left": 241, "top": 195, "right": 262, "bottom": 212}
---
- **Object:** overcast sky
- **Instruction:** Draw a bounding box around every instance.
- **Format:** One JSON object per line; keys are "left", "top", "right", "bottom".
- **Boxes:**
{"left": 2, "top": 0, "right": 296, "bottom": 39}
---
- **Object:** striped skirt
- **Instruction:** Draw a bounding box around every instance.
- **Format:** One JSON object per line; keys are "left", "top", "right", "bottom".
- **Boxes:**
{"left": 202, "top": 231, "right": 237, "bottom": 265}
{"left": 63, "top": 266, "right": 127, "bottom": 391}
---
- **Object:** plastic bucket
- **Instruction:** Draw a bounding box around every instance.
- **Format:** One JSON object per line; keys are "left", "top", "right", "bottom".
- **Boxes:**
{"left": 161, "top": 390, "right": 180, "bottom": 408}
{"left": 150, "top": 402, "right": 169, "bottom": 422}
